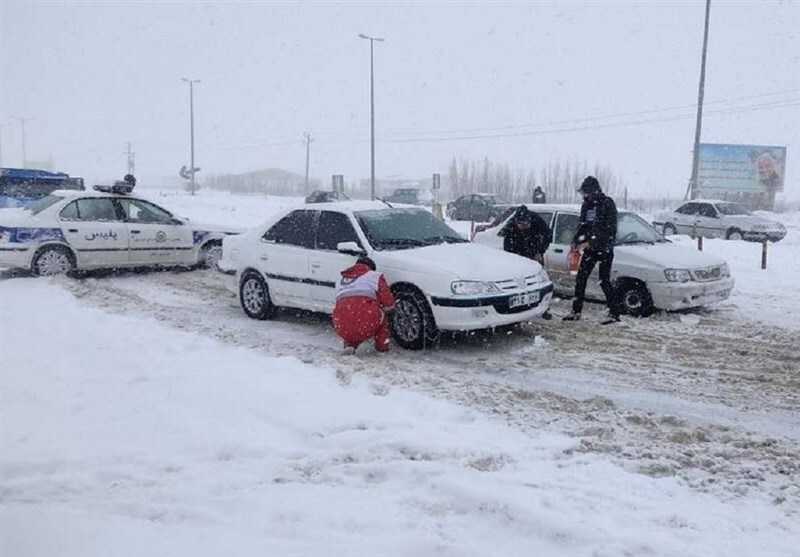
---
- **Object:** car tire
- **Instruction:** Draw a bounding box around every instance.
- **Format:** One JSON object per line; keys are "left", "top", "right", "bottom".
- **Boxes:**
{"left": 662, "top": 223, "right": 677, "bottom": 236}
{"left": 614, "top": 281, "right": 654, "bottom": 318}
{"left": 239, "top": 271, "right": 277, "bottom": 320}
{"left": 32, "top": 246, "right": 75, "bottom": 277}
{"left": 199, "top": 241, "right": 223, "bottom": 268}
{"left": 390, "top": 287, "right": 439, "bottom": 350}
{"left": 726, "top": 228, "right": 743, "bottom": 241}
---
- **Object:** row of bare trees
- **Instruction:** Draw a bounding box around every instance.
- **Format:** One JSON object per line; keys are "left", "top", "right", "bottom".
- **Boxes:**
{"left": 446, "top": 157, "right": 625, "bottom": 204}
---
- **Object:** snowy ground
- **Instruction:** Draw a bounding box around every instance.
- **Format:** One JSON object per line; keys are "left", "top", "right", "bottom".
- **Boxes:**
{"left": 1, "top": 188, "right": 799, "bottom": 556}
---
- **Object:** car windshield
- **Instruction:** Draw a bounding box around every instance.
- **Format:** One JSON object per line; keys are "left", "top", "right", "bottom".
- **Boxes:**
{"left": 716, "top": 202, "right": 749, "bottom": 216}
{"left": 355, "top": 208, "right": 468, "bottom": 250}
{"left": 485, "top": 195, "right": 506, "bottom": 205}
{"left": 615, "top": 212, "right": 667, "bottom": 245}
{"left": 26, "top": 194, "right": 64, "bottom": 215}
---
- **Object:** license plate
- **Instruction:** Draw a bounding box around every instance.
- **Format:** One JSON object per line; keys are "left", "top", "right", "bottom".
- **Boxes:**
{"left": 509, "top": 290, "right": 540, "bottom": 308}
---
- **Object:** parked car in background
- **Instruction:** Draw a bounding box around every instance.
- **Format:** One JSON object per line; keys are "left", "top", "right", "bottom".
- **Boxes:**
{"left": 446, "top": 193, "right": 514, "bottom": 222}
{"left": 473, "top": 204, "right": 734, "bottom": 317}
{"left": 305, "top": 190, "right": 350, "bottom": 204}
{"left": 653, "top": 200, "right": 786, "bottom": 242}
{"left": 218, "top": 201, "right": 553, "bottom": 350}
{"left": 0, "top": 187, "right": 237, "bottom": 276}
{"left": 384, "top": 188, "right": 434, "bottom": 205}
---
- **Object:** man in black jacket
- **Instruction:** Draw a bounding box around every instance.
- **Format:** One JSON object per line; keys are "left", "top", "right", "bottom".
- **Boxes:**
{"left": 503, "top": 205, "right": 553, "bottom": 319}
{"left": 563, "top": 176, "right": 619, "bottom": 324}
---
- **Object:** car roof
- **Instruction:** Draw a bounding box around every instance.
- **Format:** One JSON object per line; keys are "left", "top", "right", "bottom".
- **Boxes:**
{"left": 300, "top": 200, "right": 420, "bottom": 212}
{"left": 50, "top": 189, "right": 143, "bottom": 200}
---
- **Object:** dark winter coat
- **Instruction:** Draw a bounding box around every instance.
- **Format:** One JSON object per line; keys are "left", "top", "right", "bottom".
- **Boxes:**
{"left": 503, "top": 206, "right": 552, "bottom": 260}
{"left": 573, "top": 192, "right": 618, "bottom": 252}
{"left": 532, "top": 188, "right": 546, "bottom": 204}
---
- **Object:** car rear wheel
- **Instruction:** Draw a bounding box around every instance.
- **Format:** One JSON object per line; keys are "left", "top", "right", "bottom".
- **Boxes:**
{"left": 662, "top": 223, "right": 677, "bottom": 236}
{"left": 390, "top": 288, "right": 439, "bottom": 350}
{"left": 33, "top": 246, "right": 75, "bottom": 277}
{"left": 239, "top": 271, "right": 276, "bottom": 320}
{"left": 614, "top": 281, "right": 654, "bottom": 317}
{"left": 726, "top": 228, "right": 743, "bottom": 241}
{"left": 199, "top": 241, "right": 223, "bottom": 268}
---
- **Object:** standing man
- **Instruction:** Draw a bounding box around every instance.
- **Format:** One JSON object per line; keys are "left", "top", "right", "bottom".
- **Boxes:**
{"left": 503, "top": 205, "right": 553, "bottom": 320}
{"left": 332, "top": 256, "right": 395, "bottom": 354}
{"left": 532, "top": 186, "right": 546, "bottom": 204}
{"left": 563, "top": 176, "right": 619, "bottom": 324}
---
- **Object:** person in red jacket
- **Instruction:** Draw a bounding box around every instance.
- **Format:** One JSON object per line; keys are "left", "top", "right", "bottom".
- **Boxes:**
{"left": 332, "top": 256, "right": 395, "bottom": 355}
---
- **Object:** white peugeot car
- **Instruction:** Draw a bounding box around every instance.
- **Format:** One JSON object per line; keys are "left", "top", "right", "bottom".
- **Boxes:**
{"left": 0, "top": 187, "right": 236, "bottom": 275}
{"left": 653, "top": 200, "right": 786, "bottom": 242}
{"left": 473, "top": 204, "right": 734, "bottom": 316}
{"left": 218, "top": 201, "right": 553, "bottom": 350}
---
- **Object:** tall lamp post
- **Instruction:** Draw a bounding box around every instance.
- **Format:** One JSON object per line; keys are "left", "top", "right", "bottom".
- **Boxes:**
{"left": 358, "top": 33, "right": 384, "bottom": 200}
{"left": 10, "top": 116, "right": 32, "bottom": 168}
{"left": 181, "top": 78, "right": 201, "bottom": 195}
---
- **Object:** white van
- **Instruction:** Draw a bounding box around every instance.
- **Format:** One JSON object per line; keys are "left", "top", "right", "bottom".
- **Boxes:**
{"left": 473, "top": 204, "right": 734, "bottom": 316}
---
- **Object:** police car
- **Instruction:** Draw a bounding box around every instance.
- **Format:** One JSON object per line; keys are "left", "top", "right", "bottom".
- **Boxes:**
{"left": 0, "top": 183, "right": 237, "bottom": 276}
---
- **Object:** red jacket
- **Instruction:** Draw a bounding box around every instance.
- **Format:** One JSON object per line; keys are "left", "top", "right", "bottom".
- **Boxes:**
{"left": 334, "top": 263, "right": 394, "bottom": 309}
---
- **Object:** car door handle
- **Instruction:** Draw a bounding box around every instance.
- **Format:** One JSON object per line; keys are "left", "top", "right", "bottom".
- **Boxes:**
{"left": 554, "top": 248, "right": 564, "bottom": 253}
{"left": 67, "top": 228, "right": 78, "bottom": 233}
{"left": 260, "top": 255, "right": 269, "bottom": 261}
{"left": 130, "top": 230, "right": 141, "bottom": 234}
{"left": 311, "top": 263, "right": 321, "bottom": 269}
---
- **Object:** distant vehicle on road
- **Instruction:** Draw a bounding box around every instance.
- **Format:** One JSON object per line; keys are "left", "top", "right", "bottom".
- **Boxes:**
{"left": 1, "top": 168, "right": 84, "bottom": 208}
{"left": 474, "top": 204, "right": 734, "bottom": 316}
{"left": 446, "top": 193, "right": 513, "bottom": 222}
{"left": 653, "top": 200, "right": 786, "bottom": 242}
{"left": 305, "top": 190, "right": 350, "bottom": 204}
{"left": 384, "top": 188, "right": 434, "bottom": 205}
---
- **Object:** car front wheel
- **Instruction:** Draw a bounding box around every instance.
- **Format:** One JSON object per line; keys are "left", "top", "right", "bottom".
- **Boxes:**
{"left": 390, "top": 288, "right": 439, "bottom": 350}
{"left": 33, "top": 246, "right": 75, "bottom": 277}
{"left": 614, "top": 281, "right": 654, "bottom": 317}
{"left": 726, "top": 228, "right": 743, "bottom": 241}
{"left": 662, "top": 223, "right": 677, "bottom": 236}
{"left": 239, "top": 271, "right": 277, "bottom": 320}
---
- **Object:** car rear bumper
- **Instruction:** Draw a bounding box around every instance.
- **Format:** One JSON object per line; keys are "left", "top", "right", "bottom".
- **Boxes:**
{"left": 0, "top": 246, "right": 33, "bottom": 270}
{"left": 430, "top": 283, "right": 554, "bottom": 330}
{"left": 649, "top": 277, "right": 735, "bottom": 311}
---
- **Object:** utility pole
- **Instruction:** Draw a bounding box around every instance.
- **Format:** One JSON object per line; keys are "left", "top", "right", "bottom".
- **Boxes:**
{"left": 10, "top": 116, "right": 32, "bottom": 168}
{"left": 182, "top": 78, "right": 201, "bottom": 195}
{"left": 125, "top": 142, "right": 135, "bottom": 176}
{"left": 303, "top": 132, "right": 314, "bottom": 192}
{"left": 686, "top": 0, "right": 711, "bottom": 200}
{"left": 359, "top": 33, "right": 385, "bottom": 200}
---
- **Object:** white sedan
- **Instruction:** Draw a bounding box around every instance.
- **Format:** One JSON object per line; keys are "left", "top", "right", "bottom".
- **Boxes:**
{"left": 218, "top": 201, "right": 553, "bottom": 350}
{"left": 474, "top": 204, "right": 735, "bottom": 316}
{"left": 0, "top": 188, "right": 236, "bottom": 275}
{"left": 653, "top": 200, "right": 786, "bottom": 242}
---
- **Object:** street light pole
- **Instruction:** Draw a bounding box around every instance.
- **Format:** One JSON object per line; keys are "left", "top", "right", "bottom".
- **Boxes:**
{"left": 686, "top": 0, "right": 711, "bottom": 200}
{"left": 359, "top": 33, "right": 384, "bottom": 200}
{"left": 182, "top": 78, "right": 201, "bottom": 195}
{"left": 11, "top": 116, "right": 32, "bottom": 168}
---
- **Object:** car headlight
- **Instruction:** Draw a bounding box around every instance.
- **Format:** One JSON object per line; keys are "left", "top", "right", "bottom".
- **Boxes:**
{"left": 721, "top": 263, "right": 730, "bottom": 277}
{"left": 451, "top": 280, "right": 501, "bottom": 295}
{"left": 664, "top": 269, "right": 692, "bottom": 282}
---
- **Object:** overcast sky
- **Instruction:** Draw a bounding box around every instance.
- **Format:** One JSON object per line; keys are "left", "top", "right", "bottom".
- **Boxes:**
{"left": 1, "top": 1, "right": 798, "bottom": 198}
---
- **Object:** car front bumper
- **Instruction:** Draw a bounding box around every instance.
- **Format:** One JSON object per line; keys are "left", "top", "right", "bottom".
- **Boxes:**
{"left": 649, "top": 277, "right": 735, "bottom": 311}
{"left": 429, "top": 283, "right": 554, "bottom": 330}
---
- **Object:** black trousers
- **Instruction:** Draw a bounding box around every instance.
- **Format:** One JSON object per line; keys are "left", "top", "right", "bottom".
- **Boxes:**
{"left": 572, "top": 249, "right": 615, "bottom": 315}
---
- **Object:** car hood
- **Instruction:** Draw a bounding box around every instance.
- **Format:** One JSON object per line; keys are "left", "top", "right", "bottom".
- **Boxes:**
{"left": 377, "top": 242, "right": 542, "bottom": 280}
{"left": 617, "top": 241, "right": 726, "bottom": 269}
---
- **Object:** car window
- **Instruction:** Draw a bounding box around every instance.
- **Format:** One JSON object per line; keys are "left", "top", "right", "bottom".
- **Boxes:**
{"left": 60, "top": 198, "right": 120, "bottom": 222}
{"left": 355, "top": 208, "right": 466, "bottom": 250}
{"left": 615, "top": 213, "right": 665, "bottom": 244}
{"left": 316, "top": 211, "right": 361, "bottom": 251}
{"left": 553, "top": 212, "right": 580, "bottom": 244}
{"left": 264, "top": 210, "right": 316, "bottom": 248}
{"left": 698, "top": 204, "right": 717, "bottom": 218}
{"left": 118, "top": 198, "right": 174, "bottom": 224}
{"left": 675, "top": 203, "right": 698, "bottom": 215}
{"left": 532, "top": 211, "right": 553, "bottom": 228}
{"left": 27, "top": 195, "right": 64, "bottom": 215}
{"left": 716, "top": 202, "right": 749, "bottom": 216}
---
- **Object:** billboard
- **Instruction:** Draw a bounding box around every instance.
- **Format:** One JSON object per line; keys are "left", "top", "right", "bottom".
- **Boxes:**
{"left": 697, "top": 143, "right": 786, "bottom": 197}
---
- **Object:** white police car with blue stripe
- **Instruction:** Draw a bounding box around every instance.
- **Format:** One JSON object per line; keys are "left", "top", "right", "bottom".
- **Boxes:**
{"left": 0, "top": 187, "right": 237, "bottom": 276}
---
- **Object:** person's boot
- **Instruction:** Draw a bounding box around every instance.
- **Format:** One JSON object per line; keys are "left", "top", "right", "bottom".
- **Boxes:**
{"left": 542, "top": 310, "right": 553, "bottom": 320}
{"left": 562, "top": 312, "right": 581, "bottom": 321}
{"left": 342, "top": 344, "right": 357, "bottom": 355}
{"left": 601, "top": 312, "right": 621, "bottom": 325}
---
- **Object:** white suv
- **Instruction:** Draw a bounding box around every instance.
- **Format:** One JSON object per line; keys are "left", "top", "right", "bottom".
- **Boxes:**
{"left": 473, "top": 204, "right": 734, "bottom": 316}
{"left": 219, "top": 201, "right": 553, "bottom": 349}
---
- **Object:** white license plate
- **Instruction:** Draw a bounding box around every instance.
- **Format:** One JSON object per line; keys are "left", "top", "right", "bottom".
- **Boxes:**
{"left": 509, "top": 291, "right": 540, "bottom": 308}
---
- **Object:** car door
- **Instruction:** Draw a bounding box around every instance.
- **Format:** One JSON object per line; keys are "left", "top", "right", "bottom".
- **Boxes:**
{"left": 546, "top": 211, "right": 582, "bottom": 292}
{"left": 260, "top": 209, "right": 316, "bottom": 305}
{"left": 673, "top": 202, "right": 699, "bottom": 235}
{"left": 309, "top": 210, "right": 365, "bottom": 312}
{"left": 58, "top": 197, "right": 129, "bottom": 267}
{"left": 695, "top": 203, "right": 722, "bottom": 238}
{"left": 117, "top": 198, "right": 194, "bottom": 264}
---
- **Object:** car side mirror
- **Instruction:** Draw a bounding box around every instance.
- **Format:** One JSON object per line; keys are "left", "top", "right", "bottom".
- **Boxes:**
{"left": 170, "top": 217, "right": 185, "bottom": 225}
{"left": 337, "top": 241, "right": 365, "bottom": 256}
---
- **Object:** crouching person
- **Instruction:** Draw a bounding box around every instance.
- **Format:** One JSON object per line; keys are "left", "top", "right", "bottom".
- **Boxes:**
{"left": 333, "top": 256, "right": 395, "bottom": 355}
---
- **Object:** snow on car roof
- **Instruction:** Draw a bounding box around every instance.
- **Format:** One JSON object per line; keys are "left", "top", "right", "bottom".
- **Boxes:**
{"left": 305, "top": 200, "right": 428, "bottom": 212}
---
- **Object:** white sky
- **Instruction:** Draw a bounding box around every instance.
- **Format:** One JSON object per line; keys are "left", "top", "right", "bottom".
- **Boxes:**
{"left": 1, "top": 1, "right": 798, "bottom": 198}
